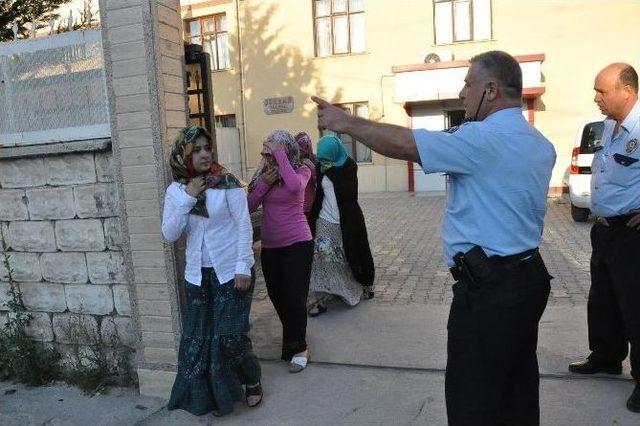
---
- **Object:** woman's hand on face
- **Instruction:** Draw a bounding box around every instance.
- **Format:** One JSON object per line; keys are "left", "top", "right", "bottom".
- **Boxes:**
{"left": 185, "top": 176, "right": 206, "bottom": 197}
{"left": 302, "top": 158, "right": 316, "bottom": 172}
{"left": 263, "top": 168, "right": 280, "bottom": 185}
{"left": 234, "top": 274, "right": 252, "bottom": 291}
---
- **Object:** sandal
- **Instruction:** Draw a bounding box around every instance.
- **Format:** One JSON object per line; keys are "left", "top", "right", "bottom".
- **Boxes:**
{"left": 246, "top": 382, "right": 263, "bottom": 408}
{"left": 308, "top": 303, "right": 327, "bottom": 317}
{"left": 289, "top": 351, "right": 310, "bottom": 373}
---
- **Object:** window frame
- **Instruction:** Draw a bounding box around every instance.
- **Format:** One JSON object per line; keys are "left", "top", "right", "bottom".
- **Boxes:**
{"left": 313, "top": 0, "right": 366, "bottom": 57}
{"left": 214, "top": 114, "right": 237, "bottom": 128}
{"left": 322, "top": 101, "right": 372, "bottom": 164}
{"left": 433, "top": 0, "right": 492, "bottom": 45}
{"left": 184, "top": 13, "right": 230, "bottom": 71}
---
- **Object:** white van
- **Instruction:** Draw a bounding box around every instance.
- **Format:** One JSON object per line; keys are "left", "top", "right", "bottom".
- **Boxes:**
{"left": 568, "top": 118, "right": 605, "bottom": 222}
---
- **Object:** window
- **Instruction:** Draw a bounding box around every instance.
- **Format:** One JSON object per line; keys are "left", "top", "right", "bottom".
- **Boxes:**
{"left": 215, "top": 114, "right": 237, "bottom": 128}
{"left": 434, "top": 0, "right": 492, "bottom": 45}
{"left": 445, "top": 110, "right": 466, "bottom": 129}
{"left": 186, "top": 69, "right": 206, "bottom": 128}
{"left": 314, "top": 0, "right": 366, "bottom": 57}
{"left": 185, "top": 14, "right": 230, "bottom": 70}
{"left": 580, "top": 122, "right": 604, "bottom": 154}
{"left": 322, "top": 102, "right": 371, "bottom": 163}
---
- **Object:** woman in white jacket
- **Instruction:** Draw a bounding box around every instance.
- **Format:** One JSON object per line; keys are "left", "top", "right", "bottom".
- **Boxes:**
{"left": 161, "top": 125, "right": 262, "bottom": 417}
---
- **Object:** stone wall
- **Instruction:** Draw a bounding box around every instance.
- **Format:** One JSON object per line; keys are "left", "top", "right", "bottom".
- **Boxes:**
{"left": 0, "top": 148, "right": 136, "bottom": 356}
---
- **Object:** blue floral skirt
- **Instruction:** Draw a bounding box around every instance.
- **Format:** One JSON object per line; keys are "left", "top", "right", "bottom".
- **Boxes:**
{"left": 167, "top": 268, "right": 261, "bottom": 416}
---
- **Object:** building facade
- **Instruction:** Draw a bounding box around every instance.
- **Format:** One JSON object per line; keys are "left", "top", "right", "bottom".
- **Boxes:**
{"left": 181, "top": 0, "right": 640, "bottom": 193}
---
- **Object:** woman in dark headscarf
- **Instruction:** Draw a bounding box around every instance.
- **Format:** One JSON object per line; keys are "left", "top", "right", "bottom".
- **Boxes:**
{"left": 307, "top": 135, "right": 375, "bottom": 316}
{"left": 162, "top": 124, "right": 262, "bottom": 417}
{"left": 295, "top": 132, "right": 319, "bottom": 220}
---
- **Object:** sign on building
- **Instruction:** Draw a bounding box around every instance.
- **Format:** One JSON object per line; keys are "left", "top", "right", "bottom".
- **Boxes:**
{"left": 263, "top": 96, "right": 294, "bottom": 115}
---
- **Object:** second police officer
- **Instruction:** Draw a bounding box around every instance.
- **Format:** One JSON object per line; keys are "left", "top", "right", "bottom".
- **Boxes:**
{"left": 569, "top": 63, "right": 640, "bottom": 414}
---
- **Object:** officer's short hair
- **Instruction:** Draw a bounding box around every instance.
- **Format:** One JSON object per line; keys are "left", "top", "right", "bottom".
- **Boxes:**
{"left": 618, "top": 65, "right": 639, "bottom": 94}
{"left": 470, "top": 51, "right": 522, "bottom": 100}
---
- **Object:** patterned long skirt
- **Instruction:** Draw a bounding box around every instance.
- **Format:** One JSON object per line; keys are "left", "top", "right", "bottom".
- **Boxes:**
{"left": 309, "top": 218, "right": 364, "bottom": 307}
{"left": 167, "top": 268, "right": 261, "bottom": 416}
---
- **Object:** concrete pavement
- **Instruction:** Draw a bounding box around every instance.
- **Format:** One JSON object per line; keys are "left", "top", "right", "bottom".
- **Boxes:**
{"left": 141, "top": 299, "right": 640, "bottom": 425}
{"left": 3, "top": 299, "right": 637, "bottom": 425}
{"left": 2, "top": 194, "right": 636, "bottom": 425}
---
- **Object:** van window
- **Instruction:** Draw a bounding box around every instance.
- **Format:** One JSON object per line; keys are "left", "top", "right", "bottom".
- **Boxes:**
{"left": 580, "top": 122, "right": 604, "bottom": 154}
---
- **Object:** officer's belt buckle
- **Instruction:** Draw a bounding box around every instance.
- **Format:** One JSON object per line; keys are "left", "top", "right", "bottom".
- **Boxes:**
{"left": 596, "top": 216, "right": 610, "bottom": 227}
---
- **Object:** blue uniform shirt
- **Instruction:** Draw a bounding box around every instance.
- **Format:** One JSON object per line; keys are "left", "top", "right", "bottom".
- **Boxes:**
{"left": 590, "top": 99, "right": 640, "bottom": 217}
{"left": 413, "top": 107, "right": 556, "bottom": 267}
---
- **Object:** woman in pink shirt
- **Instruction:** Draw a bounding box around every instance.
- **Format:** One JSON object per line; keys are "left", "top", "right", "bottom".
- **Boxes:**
{"left": 248, "top": 130, "right": 313, "bottom": 373}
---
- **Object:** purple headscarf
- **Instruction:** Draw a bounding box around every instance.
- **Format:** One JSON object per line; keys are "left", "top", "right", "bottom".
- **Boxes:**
{"left": 249, "top": 130, "right": 301, "bottom": 191}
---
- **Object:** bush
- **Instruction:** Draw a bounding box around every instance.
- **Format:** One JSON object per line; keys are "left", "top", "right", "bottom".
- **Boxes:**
{"left": 0, "top": 285, "right": 61, "bottom": 386}
{"left": 61, "top": 315, "right": 137, "bottom": 394}
{"left": 1, "top": 252, "right": 135, "bottom": 392}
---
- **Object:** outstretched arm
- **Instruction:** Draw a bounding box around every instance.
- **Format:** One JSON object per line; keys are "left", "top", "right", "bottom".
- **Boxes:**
{"left": 312, "top": 96, "right": 420, "bottom": 163}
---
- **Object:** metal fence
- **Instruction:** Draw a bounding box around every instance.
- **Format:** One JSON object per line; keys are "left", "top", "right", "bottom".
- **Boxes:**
{"left": 0, "top": 29, "right": 110, "bottom": 146}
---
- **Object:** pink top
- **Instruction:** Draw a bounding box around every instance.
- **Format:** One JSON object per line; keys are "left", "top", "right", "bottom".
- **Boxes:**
{"left": 248, "top": 147, "right": 312, "bottom": 248}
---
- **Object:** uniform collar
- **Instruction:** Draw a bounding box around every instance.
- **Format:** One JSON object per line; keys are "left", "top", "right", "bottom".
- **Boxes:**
{"left": 620, "top": 98, "right": 640, "bottom": 134}
{"left": 483, "top": 107, "right": 523, "bottom": 123}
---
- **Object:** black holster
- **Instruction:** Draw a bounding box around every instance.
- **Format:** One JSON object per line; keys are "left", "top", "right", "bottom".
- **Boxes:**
{"left": 450, "top": 246, "right": 492, "bottom": 307}
{"left": 450, "top": 246, "right": 491, "bottom": 287}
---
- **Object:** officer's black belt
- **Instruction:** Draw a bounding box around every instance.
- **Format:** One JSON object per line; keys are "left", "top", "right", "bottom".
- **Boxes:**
{"left": 597, "top": 213, "right": 637, "bottom": 227}
{"left": 449, "top": 248, "right": 539, "bottom": 282}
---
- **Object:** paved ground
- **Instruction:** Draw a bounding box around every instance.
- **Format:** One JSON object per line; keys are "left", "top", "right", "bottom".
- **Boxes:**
{"left": 3, "top": 193, "right": 621, "bottom": 426}
{"left": 254, "top": 193, "right": 592, "bottom": 306}
{"left": 5, "top": 303, "right": 638, "bottom": 426}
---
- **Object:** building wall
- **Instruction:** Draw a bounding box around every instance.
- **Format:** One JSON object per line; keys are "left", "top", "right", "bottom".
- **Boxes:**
{"left": 180, "top": 0, "right": 640, "bottom": 192}
{"left": 0, "top": 148, "right": 136, "bottom": 356}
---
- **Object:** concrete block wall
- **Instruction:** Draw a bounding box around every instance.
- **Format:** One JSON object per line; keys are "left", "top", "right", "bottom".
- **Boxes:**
{"left": 0, "top": 150, "right": 136, "bottom": 351}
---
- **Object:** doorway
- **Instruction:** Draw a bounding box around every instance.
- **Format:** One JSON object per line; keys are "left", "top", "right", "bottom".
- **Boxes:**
{"left": 446, "top": 109, "right": 466, "bottom": 129}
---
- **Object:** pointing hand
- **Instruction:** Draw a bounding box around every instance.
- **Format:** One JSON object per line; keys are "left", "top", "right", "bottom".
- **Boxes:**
{"left": 312, "top": 96, "right": 351, "bottom": 133}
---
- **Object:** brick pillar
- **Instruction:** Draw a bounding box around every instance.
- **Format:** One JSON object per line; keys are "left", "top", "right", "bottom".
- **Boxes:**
{"left": 98, "top": 0, "right": 188, "bottom": 397}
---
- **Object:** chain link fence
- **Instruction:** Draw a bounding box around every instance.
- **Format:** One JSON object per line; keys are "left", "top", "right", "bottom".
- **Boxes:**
{"left": 0, "top": 29, "right": 110, "bottom": 146}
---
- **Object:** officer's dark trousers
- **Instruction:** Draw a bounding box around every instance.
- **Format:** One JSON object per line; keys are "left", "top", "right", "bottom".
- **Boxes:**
{"left": 587, "top": 222, "right": 640, "bottom": 382}
{"left": 446, "top": 253, "right": 551, "bottom": 426}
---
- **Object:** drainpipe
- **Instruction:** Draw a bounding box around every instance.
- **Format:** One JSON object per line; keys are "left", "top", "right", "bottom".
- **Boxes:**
{"left": 380, "top": 74, "right": 394, "bottom": 192}
{"left": 235, "top": 0, "right": 249, "bottom": 179}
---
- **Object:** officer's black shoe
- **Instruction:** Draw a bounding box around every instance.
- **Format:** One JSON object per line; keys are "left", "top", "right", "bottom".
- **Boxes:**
{"left": 568, "top": 359, "right": 622, "bottom": 375}
{"left": 627, "top": 385, "right": 640, "bottom": 413}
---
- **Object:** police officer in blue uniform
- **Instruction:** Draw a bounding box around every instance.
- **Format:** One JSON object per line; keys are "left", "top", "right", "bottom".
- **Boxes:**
{"left": 568, "top": 63, "right": 640, "bottom": 413}
{"left": 312, "top": 50, "right": 556, "bottom": 426}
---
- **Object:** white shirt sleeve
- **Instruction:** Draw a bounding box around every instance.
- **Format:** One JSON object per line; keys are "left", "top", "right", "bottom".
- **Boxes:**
{"left": 225, "top": 187, "right": 255, "bottom": 276}
{"left": 161, "top": 183, "right": 197, "bottom": 242}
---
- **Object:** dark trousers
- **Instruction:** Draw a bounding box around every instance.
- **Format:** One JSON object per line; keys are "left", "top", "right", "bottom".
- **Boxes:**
{"left": 261, "top": 240, "right": 314, "bottom": 360}
{"left": 587, "top": 222, "right": 640, "bottom": 382}
{"left": 446, "top": 252, "right": 551, "bottom": 426}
